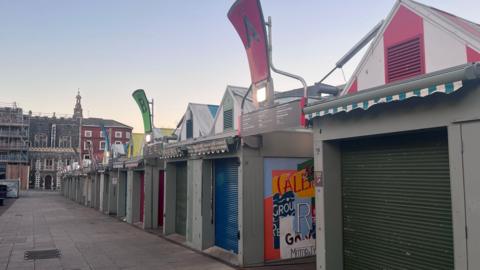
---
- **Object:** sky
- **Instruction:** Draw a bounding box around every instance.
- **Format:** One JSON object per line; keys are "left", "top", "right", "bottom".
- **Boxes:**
{"left": 1, "top": 0, "right": 478, "bottom": 132}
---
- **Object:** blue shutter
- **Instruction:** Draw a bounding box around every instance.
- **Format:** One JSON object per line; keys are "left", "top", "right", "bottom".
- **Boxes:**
{"left": 214, "top": 158, "right": 239, "bottom": 253}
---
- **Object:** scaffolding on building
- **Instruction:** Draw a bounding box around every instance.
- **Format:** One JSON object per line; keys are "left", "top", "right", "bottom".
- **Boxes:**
{"left": 0, "top": 103, "right": 30, "bottom": 179}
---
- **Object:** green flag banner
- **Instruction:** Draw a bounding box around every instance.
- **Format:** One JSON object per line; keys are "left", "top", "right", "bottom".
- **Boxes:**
{"left": 132, "top": 89, "right": 152, "bottom": 133}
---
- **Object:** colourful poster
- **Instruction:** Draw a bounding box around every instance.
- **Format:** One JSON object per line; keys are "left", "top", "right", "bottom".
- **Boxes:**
{"left": 264, "top": 158, "right": 315, "bottom": 261}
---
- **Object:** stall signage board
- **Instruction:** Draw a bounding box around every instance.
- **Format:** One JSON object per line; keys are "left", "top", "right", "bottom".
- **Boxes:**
{"left": 241, "top": 100, "right": 303, "bottom": 136}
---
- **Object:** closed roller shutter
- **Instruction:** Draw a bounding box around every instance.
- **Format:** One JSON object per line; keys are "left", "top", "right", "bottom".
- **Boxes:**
{"left": 140, "top": 172, "right": 144, "bottom": 223}
{"left": 158, "top": 170, "right": 164, "bottom": 227}
{"left": 175, "top": 162, "right": 188, "bottom": 236}
{"left": 341, "top": 130, "right": 453, "bottom": 270}
{"left": 215, "top": 158, "right": 239, "bottom": 253}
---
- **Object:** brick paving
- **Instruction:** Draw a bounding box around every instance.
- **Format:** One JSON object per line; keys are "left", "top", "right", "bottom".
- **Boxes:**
{"left": 0, "top": 191, "right": 315, "bottom": 270}
{"left": 0, "top": 191, "right": 233, "bottom": 270}
{"left": 0, "top": 197, "right": 14, "bottom": 217}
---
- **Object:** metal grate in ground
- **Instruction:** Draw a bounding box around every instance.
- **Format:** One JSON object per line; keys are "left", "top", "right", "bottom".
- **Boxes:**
{"left": 24, "top": 249, "right": 61, "bottom": 260}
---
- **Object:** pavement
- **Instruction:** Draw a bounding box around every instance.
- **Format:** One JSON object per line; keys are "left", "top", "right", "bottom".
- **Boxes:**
{"left": 0, "top": 191, "right": 315, "bottom": 270}
{"left": 0, "top": 197, "right": 14, "bottom": 217}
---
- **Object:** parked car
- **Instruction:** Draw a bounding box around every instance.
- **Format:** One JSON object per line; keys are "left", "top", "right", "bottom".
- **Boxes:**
{"left": 0, "top": 184, "right": 7, "bottom": 206}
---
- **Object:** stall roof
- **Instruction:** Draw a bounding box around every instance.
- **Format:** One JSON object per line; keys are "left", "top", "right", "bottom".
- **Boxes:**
{"left": 124, "top": 156, "right": 143, "bottom": 169}
{"left": 176, "top": 103, "right": 219, "bottom": 140}
{"left": 163, "top": 130, "right": 237, "bottom": 159}
{"left": 340, "top": 0, "right": 480, "bottom": 96}
{"left": 305, "top": 63, "right": 480, "bottom": 119}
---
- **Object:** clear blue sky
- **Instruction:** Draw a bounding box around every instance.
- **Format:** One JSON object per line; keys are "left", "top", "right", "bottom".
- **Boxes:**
{"left": 1, "top": 0, "right": 478, "bottom": 132}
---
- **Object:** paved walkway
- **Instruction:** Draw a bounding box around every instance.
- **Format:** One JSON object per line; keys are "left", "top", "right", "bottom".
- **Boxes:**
{"left": 0, "top": 191, "right": 315, "bottom": 270}
{"left": 0, "top": 191, "right": 234, "bottom": 270}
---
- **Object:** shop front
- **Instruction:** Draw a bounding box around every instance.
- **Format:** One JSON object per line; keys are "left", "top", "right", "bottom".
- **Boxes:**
{"left": 305, "top": 63, "right": 480, "bottom": 270}
{"left": 166, "top": 129, "right": 314, "bottom": 267}
{"left": 125, "top": 157, "right": 144, "bottom": 225}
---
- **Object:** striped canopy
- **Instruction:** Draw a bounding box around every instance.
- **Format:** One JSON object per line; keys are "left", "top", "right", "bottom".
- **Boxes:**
{"left": 306, "top": 81, "right": 463, "bottom": 119}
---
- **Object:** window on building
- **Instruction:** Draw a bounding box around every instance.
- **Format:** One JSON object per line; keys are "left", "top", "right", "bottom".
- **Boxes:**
{"left": 85, "top": 130, "right": 92, "bottom": 138}
{"left": 126, "top": 132, "right": 131, "bottom": 139}
{"left": 83, "top": 155, "right": 90, "bottom": 160}
{"left": 59, "top": 136, "right": 71, "bottom": 148}
{"left": 84, "top": 140, "right": 92, "bottom": 150}
{"left": 34, "top": 133, "right": 48, "bottom": 147}
{"left": 115, "top": 131, "right": 122, "bottom": 138}
{"left": 115, "top": 141, "right": 122, "bottom": 145}
{"left": 100, "top": 130, "right": 105, "bottom": 138}
{"left": 46, "top": 159, "right": 53, "bottom": 169}
{"left": 50, "top": 124, "right": 56, "bottom": 148}
{"left": 223, "top": 109, "right": 233, "bottom": 130}
{"left": 99, "top": 141, "right": 106, "bottom": 150}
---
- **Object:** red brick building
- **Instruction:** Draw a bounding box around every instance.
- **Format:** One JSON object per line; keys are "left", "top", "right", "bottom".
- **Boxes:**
{"left": 80, "top": 118, "right": 132, "bottom": 162}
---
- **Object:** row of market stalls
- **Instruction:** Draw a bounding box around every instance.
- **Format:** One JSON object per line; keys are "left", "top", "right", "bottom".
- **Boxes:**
{"left": 158, "top": 86, "right": 316, "bottom": 266}
{"left": 62, "top": 0, "right": 480, "bottom": 269}
{"left": 61, "top": 85, "right": 317, "bottom": 267}
{"left": 62, "top": 133, "right": 167, "bottom": 230}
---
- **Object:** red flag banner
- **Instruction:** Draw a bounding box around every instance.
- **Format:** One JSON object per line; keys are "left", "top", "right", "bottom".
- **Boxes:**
{"left": 228, "top": 0, "right": 270, "bottom": 85}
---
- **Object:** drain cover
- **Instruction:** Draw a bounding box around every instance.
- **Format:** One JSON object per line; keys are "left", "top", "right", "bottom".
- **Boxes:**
{"left": 24, "top": 249, "right": 61, "bottom": 260}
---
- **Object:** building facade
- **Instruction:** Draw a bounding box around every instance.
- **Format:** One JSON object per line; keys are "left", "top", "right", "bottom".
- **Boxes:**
{"left": 80, "top": 118, "right": 132, "bottom": 162}
{"left": 28, "top": 91, "right": 133, "bottom": 190}
{"left": 0, "top": 104, "right": 30, "bottom": 189}
{"left": 29, "top": 114, "right": 80, "bottom": 190}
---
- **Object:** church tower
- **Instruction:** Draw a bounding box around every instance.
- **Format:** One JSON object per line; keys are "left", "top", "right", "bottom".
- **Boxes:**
{"left": 73, "top": 91, "right": 83, "bottom": 119}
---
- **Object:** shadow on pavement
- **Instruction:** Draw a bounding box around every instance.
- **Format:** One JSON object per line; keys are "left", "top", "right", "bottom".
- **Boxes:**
{"left": 0, "top": 197, "right": 15, "bottom": 216}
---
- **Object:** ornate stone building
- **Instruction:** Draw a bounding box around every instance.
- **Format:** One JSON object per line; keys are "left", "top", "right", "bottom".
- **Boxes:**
{"left": 28, "top": 91, "right": 132, "bottom": 190}
{"left": 28, "top": 94, "right": 82, "bottom": 190}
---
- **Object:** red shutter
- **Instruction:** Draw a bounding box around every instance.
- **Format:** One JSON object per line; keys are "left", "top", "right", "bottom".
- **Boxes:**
{"left": 386, "top": 37, "right": 424, "bottom": 83}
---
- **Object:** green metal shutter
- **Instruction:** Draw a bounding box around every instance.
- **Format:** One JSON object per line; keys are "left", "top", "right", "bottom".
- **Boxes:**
{"left": 341, "top": 130, "right": 453, "bottom": 270}
{"left": 175, "top": 162, "right": 188, "bottom": 236}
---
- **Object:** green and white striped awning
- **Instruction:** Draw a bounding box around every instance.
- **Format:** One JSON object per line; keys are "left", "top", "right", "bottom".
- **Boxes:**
{"left": 306, "top": 81, "right": 463, "bottom": 119}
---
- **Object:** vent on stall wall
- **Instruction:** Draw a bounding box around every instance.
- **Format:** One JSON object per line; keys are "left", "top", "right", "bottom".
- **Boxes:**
{"left": 223, "top": 109, "right": 233, "bottom": 130}
{"left": 386, "top": 36, "right": 424, "bottom": 83}
{"left": 186, "top": 119, "right": 193, "bottom": 139}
